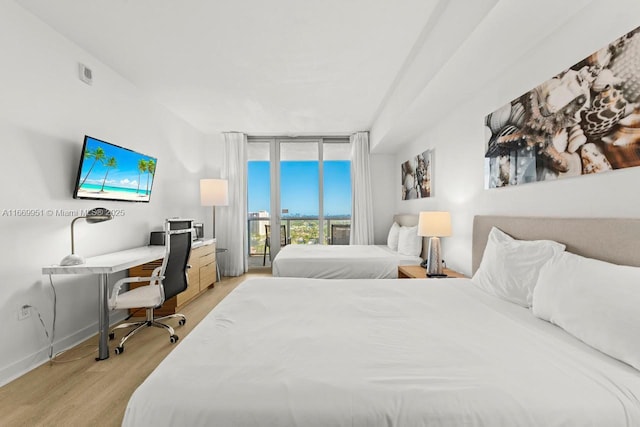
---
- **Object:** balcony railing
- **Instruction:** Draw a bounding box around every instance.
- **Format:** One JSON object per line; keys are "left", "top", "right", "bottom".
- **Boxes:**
{"left": 248, "top": 216, "right": 351, "bottom": 256}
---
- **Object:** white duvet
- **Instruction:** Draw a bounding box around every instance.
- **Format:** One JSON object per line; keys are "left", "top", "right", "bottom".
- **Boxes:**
{"left": 272, "top": 244, "right": 422, "bottom": 278}
{"left": 123, "top": 278, "right": 640, "bottom": 427}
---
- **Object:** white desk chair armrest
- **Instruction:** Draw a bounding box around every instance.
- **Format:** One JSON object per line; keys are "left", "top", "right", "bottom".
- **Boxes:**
{"left": 108, "top": 268, "right": 165, "bottom": 310}
{"left": 149, "top": 266, "right": 163, "bottom": 284}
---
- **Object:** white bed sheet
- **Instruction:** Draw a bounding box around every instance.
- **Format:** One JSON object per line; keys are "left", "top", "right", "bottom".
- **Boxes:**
{"left": 123, "top": 278, "right": 640, "bottom": 427}
{"left": 271, "top": 244, "right": 422, "bottom": 278}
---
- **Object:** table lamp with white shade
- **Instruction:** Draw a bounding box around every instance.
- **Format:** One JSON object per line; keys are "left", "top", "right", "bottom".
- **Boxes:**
{"left": 418, "top": 211, "right": 451, "bottom": 277}
{"left": 200, "top": 179, "right": 229, "bottom": 239}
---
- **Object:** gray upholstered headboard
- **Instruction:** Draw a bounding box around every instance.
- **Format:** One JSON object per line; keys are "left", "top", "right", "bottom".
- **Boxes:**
{"left": 394, "top": 214, "right": 418, "bottom": 228}
{"left": 472, "top": 215, "right": 640, "bottom": 274}
{"left": 393, "top": 214, "right": 428, "bottom": 259}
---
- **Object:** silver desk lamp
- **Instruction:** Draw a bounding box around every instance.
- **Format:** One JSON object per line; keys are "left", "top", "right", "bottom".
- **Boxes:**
{"left": 60, "top": 207, "right": 113, "bottom": 266}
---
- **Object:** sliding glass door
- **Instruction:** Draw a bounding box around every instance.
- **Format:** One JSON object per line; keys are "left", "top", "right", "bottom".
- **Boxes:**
{"left": 322, "top": 142, "right": 352, "bottom": 245}
{"left": 247, "top": 137, "right": 351, "bottom": 269}
{"left": 280, "top": 140, "right": 320, "bottom": 245}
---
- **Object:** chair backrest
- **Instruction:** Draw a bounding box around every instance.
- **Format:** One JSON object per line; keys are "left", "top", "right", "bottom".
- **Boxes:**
{"left": 265, "top": 224, "right": 288, "bottom": 246}
{"left": 331, "top": 224, "right": 350, "bottom": 245}
{"left": 160, "top": 219, "right": 193, "bottom": 301}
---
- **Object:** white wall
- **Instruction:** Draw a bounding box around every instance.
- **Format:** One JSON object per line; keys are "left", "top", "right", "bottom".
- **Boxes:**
{"left": 0, "top": 2, "right": 219, "bottom": 386}
{"left": 369, "top": 153, "right": 396, "bottom": 244}
{"left": 381, "top": 0, "right": 640, "bottom": 276}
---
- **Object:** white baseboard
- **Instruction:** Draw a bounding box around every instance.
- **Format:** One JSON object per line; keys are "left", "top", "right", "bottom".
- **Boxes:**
{"left": 0, "top": 311, "right": 128, "bottom": 387}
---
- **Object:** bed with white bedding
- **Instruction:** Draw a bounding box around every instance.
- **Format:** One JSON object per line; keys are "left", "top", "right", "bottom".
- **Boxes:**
{"left": 272, "top": 244, "right": 422, "bottom": 278}
{"left": 122, "top": 215, "right": 640, "bottom": 426}
{"left": 123, "top": 277, "right": 640, "bottom": 426}
{"left": 271, "top": 214, "right": 425, "bottom": 279}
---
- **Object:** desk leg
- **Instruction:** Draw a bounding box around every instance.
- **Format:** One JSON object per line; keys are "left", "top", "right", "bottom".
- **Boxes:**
{"left": 97, "top": 273, "right": 110, "bottom": 360}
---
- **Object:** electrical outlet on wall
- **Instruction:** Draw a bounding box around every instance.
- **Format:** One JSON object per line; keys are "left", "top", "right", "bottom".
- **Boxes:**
{"left": 18, "top": 305, "right": 30, "bottom": 321}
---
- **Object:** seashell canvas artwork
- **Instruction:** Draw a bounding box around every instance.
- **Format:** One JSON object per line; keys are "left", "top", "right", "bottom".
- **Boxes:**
{"left": 401, "top": 149, "right": 433, "bottom": 200}
{"left": 484, "top": 25, "right": 640, "bottom": 189}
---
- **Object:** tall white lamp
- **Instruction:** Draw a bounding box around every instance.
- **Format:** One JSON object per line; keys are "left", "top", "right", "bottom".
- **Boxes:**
{"left": 418, "top": 211, "right": 451, "bottom": 277}
{"left": 200, "top": 179, "right": 229, "bottom": 239}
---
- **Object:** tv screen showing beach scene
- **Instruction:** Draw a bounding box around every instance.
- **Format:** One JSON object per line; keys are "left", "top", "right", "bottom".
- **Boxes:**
{"left": 73, "top": 136, "right": 157, "bottom": 202}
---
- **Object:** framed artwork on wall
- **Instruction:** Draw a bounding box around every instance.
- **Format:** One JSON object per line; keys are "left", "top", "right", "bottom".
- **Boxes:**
{"left": 484, "top": 25, "right": 640, "bottom": 189}
{"left": 401, "top": 149, "right": 432, "bottom": 200}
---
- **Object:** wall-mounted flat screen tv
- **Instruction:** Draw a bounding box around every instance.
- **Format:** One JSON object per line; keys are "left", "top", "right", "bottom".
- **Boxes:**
{"left": 73, "top": 135, "right": 158, "bottom": 203}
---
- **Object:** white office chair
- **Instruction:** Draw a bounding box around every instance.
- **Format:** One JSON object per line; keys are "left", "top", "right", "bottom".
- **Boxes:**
{"left": 108, "top": 219, "right": 192, "bottom": 355}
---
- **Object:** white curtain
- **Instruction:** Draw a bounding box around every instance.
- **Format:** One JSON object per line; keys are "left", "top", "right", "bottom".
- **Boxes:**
{"left": 349, "top": 131, "right": 374, "bottom": 245}
{"left": 218, "top": 132, "right": 248, "bottom": 276}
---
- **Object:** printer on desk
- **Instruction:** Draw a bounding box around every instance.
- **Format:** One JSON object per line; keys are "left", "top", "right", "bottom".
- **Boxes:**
{"left": 149, "top": 222, "right": 203, "bottom": 245}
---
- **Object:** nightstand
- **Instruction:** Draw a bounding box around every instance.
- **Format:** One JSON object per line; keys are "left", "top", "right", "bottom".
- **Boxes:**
{"left": 398, "top": 265, "right": 466, "bottom": 279}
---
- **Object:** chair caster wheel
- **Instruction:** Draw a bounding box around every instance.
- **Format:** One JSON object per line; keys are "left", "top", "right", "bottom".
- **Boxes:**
{"left": 170, "top": 335, "right": 179, "bottom": 344}
{"left": 178, "top": 318, "right": 186, "bottom": 326}
{"left": 115, "top": 346, "right": 124, "bottom": 355}
{"left": 109, "top": 332, "right": 115, "bottom": 341}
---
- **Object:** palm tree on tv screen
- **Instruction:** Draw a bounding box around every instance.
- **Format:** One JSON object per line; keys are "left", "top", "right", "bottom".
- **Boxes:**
{"left": 137, "top": 159, "right": 147, "bottom": 194}
{"left": 79, "top": 146, "right": 105, "bottom": 188}
{"left": 100, "top": 156, "right": 118, "bottom": 192}
{"left": 145, "top": 159, "right": 156, "bottom": 196}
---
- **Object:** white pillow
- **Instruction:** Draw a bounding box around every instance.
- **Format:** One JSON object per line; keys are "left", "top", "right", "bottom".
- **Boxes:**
{"left": 472, "top": 227, "right": 565, "bottom": 307}
{"left": 397, "top": 226, "right": 422, "bottom": 257}
{"left": 532, "top": 251, "right": 640, "bottom": 371}
{"left": 387, "top": 222, "right": 401, "bottom": 251}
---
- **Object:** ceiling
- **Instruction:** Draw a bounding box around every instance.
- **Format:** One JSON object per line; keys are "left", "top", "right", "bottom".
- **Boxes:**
{"left": 16, "top": 0, "right": 444, "bottom": 138}
{"left": 17, "top": 0, "right": 609, "bottom": 154}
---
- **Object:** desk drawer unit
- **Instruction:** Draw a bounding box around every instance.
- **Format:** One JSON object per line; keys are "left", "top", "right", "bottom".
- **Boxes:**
{"left": 193, "top": 245, "right": 216, "bottom": 292}
{"left": 181, "top": 251, "right": 200, "bottom": 304}
{"left": 200, "top": 261, "right": 216, "bottom": 291}
{"left": 200, "top": 251, "right": 215, "bottom": 267}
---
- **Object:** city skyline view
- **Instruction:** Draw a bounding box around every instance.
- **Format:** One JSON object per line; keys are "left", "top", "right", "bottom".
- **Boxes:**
{"left": 248, "top": 160, "right": 351, "bottom": 217}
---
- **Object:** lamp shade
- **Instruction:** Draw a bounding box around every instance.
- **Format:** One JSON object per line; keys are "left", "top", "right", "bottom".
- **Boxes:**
{"left": 85, "top": 207, "right": 113, "bottom": 223}
{"left": 418, "top": 211, "right": 451, "bottom": 237}
{"left": 200, "top": 179, "right": 229, "bottom": 206}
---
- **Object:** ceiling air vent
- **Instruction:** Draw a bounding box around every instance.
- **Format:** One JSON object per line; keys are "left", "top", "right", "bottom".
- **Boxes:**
{"left": 78, "top": 63, "right": 93, "bottom": 85}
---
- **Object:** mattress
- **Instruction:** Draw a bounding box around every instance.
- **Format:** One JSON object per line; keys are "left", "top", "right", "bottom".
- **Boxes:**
{"left": 271, "top": 244, "right": 422, "bottom": 278}
{"left": 123, "top": 277, "right": 640, "bottom": 426}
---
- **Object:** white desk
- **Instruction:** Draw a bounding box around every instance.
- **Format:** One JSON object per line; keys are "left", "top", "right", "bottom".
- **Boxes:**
{"left": 42, "top": 246, "right": 171, "bottom": 360}
{"left": 42, "top": 239, "right": 214, "bottom": 360}
{"left": 42, "top": 246, "right": 165, "bottom": 360}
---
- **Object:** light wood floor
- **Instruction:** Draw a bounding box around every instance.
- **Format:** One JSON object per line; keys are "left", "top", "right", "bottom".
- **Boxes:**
{"left": 0, "top": 272, "right": 268, "bottom": 427}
